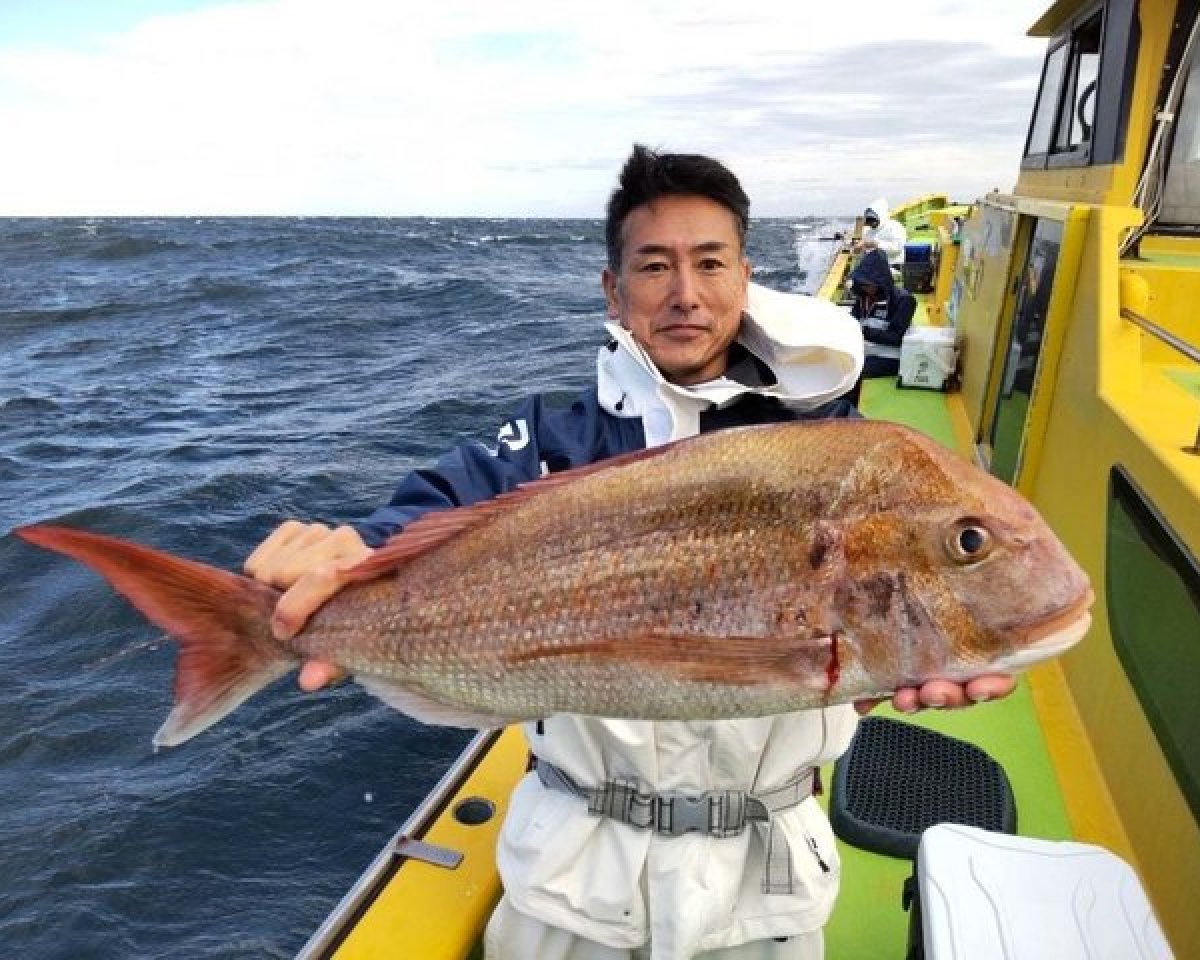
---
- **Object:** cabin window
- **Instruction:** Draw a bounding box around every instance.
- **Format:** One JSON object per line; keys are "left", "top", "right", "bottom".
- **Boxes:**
{"left": 1027, "top": 42, "right": 1070, "bottom": 158}
{"left": 1107, "top": 466, "right": 1200, "bottom": 822}
{"left": 1055, "top": 16, "right": 1102, "bottom": 153}
{"left": 989, "top": 218, "right": 1062, "bottom": 483}
{"left": 1158, "top": 43, "right": 1200, "bottom": 226}
{"left": 1023, "top": 3, "right": 1138, "bottom": 169}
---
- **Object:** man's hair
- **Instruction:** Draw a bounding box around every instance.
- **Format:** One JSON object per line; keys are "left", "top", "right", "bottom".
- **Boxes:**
{"left": 604, "top": 144, "right": 750, "bottom": 270}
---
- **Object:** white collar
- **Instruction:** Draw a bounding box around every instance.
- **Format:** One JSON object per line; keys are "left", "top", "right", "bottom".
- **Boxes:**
{"left": 596, "top": 282, "right": 864, "bottom": 419}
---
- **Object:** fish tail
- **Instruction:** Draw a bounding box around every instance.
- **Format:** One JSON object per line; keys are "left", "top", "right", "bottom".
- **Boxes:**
{"left": 16, "top": 524, "right": 295, "bottom": 748}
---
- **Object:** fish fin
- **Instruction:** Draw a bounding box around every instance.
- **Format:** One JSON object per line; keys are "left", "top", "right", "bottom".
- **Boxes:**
{"left": 16, "top": 524, "right": 293, "bottom": 747}
{"left": 503, "top": 441, "right": 687, "bottom": 491}
{"left": 504, "top": 633, "right": 835, "bottom": 691}
{"left": 356, "top": 675, "right": 518, "bottom": 729}
{"left": 344, "top": 508, "right": 495, "bottom": 581}
{"left": 344, "top": 443, "right": 687, "bottom": 582}
{"left": 154, "top": 661, "right": 294, "bottom": 747}
{"left": 653, "top": 634, "right": 835, "bottom": 690}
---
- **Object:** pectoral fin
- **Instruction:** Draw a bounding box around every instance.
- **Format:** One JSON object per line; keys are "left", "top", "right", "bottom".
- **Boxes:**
{"left": 503, "top": 632, "right": 836, "bottom": 692}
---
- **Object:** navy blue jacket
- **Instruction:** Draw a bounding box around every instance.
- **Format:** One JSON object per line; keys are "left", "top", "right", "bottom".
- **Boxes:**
{"left": 849, "top": 249, "right": 916, "bottom": 349}
{"left": 355, "top": 385, "right": 859, "bottom": 547}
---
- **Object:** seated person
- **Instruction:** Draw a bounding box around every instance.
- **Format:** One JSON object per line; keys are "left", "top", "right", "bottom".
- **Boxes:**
{"left": 849, "top": 248, "right": 916, "bottom": 378}
{"left": 851, "top": 198, "right": 907, "bottom": 267}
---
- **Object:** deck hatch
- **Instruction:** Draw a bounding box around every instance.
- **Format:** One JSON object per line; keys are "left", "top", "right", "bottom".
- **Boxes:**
{"left": 1107, "top": 465, "right": 1200, "bottom": 824}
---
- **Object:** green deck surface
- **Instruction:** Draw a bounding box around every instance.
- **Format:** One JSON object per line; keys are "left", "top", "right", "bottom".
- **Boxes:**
{"left": 822, "top": 379, "right": 1073, "bottom": 957}
{"left": 1167, "top": 367, "right": 1200, "bottom": 401}
{"left": 857, "top": 373, "right": 954, "bottom": 450}
{"left": 1138, "top": 251, "right": 1200, "bottom": 269}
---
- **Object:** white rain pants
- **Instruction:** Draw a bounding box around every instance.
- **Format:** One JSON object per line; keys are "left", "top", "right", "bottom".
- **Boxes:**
{"left": 485, "top": 894, "right": 823, "bottom": 960}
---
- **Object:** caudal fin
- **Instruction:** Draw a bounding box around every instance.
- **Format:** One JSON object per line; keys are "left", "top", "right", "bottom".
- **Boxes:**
{"left": 16, "top": 524, "right": 295, "bottom": 747}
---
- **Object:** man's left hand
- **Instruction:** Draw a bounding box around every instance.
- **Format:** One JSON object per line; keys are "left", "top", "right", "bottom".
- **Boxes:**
{"left": 855, "top": 674, "right": 1017, "bottom": 716}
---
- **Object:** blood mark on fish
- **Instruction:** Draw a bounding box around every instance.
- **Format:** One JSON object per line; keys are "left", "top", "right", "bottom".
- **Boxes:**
{"left": 825, "top": 630, "right": 841, "bottom": 693}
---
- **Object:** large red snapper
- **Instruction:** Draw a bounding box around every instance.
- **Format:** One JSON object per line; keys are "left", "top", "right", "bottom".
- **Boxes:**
{"left": 16, "top": 420, "right": 1092, "bottom": 747}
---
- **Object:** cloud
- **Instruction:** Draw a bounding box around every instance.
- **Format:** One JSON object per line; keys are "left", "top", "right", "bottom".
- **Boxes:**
{"left": 0, "top": 0, "right": 1050, "bottom": 215}
{"left": 622, "top": 37, "right": 1044, "bottom": 213}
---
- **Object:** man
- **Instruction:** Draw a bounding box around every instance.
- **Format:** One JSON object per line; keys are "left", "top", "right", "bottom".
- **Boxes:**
{"left": 246, "top": 146, "right": 1013, "bottom": 959}
{"left": 851, "top": 198, "right": 906, "bottom": 267}
{"left": 850, "top": 248, "right": 917, "bottom": 379}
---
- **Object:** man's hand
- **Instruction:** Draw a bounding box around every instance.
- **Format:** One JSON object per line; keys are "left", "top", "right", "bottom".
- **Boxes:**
{"left": 854, "top": 674, "right": 1017, "bottom": 716}
{"left": 244, "top": 521, "right": 373, "bottom": 691}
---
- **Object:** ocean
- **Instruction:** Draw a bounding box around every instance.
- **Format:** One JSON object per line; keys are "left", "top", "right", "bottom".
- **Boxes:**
{"left": 0, "top": 215, "right": 843, "bottom": 957}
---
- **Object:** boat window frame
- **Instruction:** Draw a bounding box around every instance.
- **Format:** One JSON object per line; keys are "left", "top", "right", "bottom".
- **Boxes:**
{"left": 1052, "top": 15, "right": 1104, "bottom": 156}
{"left": 986, "top": 216, "right": 1064, "bottom": 484}
{"left": 1147, "top": 0, "right": 1200, "bottom": 233}
{"left": 1026, "top": 39, "right": 1072, "bottom": 161}
{"left": 1022, "top": 0, "right": 1139, "bottom": 170}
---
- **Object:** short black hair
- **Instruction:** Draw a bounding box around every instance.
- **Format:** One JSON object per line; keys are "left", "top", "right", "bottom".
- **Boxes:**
{"left": 604, "top": 144, "right": 750, "bottom": 270}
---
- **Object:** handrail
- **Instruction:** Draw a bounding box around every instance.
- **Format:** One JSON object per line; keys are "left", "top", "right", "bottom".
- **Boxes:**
{"left": 1121, "top": 306, "right": 1200, "bottom": 454}
{"left": 1120, "top": 306, "right": 1200, "bottom": 364}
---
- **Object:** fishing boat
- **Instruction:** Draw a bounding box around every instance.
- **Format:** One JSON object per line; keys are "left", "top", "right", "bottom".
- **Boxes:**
{"left": 299, "top": 0, "right": 1198, "bottom": 954}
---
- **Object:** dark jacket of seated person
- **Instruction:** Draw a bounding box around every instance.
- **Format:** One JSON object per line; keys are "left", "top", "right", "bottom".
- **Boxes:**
{"left": 849, "top": 248, "right": 916, "bottom": 378}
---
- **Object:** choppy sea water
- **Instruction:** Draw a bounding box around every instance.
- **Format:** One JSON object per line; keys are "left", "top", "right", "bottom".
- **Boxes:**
{"left": 0, "top": 215, "right": 844, "bottom": 957}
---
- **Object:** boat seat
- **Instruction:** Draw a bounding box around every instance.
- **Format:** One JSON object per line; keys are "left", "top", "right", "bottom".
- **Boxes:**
{"left": 829, "top": 716, "right": 1017, "bottom": 860}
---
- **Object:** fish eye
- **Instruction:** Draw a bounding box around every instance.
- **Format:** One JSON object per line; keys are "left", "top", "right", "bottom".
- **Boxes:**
{"left": 946, "top": 520, "right": 993, "bottom": 564}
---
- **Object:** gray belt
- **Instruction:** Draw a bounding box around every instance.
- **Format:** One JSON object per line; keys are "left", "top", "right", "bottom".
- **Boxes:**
{"left": 535, "top": 760, "right": 819, "bottom": 895}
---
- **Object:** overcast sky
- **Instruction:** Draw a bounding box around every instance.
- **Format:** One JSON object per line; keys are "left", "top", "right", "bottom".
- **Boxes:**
{"left": 0, "top": 0, "right": 1051, "bottom": 217}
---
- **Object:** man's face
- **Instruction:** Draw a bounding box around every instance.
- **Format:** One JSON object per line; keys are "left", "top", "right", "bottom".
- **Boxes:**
{"left": 602, "top": 194, "right": 750, "bottom": 386}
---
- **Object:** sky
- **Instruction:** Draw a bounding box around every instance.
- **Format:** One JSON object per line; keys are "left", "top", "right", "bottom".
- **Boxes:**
{"left": 0, "top": 0, "right": 1053, "bottom": 217}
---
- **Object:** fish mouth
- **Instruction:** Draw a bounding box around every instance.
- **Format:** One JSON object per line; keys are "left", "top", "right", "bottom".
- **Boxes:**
{"left": 990, "top": 587, "right": 1095, "bottom": 673}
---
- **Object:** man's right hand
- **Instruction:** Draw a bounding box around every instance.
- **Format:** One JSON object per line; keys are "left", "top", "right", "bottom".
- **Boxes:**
{"left": 244, "top": 520, "right": 373, "bottom": 690}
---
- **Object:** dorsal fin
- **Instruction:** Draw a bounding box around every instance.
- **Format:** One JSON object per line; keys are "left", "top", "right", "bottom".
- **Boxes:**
{"left": 343, "top": 441, "right": 683, "bottom": 582}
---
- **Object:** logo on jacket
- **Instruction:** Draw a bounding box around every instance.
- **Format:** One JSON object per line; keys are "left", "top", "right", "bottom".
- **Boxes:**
{"left": 497, "top": 418, "right": 531, "bottom": 452}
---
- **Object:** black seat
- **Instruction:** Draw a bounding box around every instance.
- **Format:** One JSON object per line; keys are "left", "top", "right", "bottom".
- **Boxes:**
{"left": 830, "top": 716, "right": 1017, "bottom": 860}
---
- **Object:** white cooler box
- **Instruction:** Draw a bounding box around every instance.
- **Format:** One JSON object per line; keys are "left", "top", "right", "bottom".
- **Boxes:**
{"left": 916, "top": 824, "right": 1173, "bottom": 959}
{"left": 898, "top": 325, "right": 958, "bottom": 390}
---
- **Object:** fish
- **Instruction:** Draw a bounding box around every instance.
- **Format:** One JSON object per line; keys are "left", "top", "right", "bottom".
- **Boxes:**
{"left": 15, "top": 419, "right": 1093, "bottom": 747}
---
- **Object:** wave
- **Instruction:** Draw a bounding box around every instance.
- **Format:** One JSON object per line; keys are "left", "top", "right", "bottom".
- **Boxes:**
{"left": 0, "top": 395, "right": 60, "bottom": 417}
{"left": 0, "top": 302, "right": 140, "bottom": 331}
{"left": 185, "top": 276, "right": 264, "bottom": 301}
{"left": 86, "top": 235, "right": 191, "bottom": 261}
{"left": 750, "top": 263, "right": 804, "bottom": 292}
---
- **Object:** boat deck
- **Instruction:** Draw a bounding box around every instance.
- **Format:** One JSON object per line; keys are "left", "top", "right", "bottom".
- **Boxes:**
{"left": 824, "top": 374, "right": 1080, "bottom": 954}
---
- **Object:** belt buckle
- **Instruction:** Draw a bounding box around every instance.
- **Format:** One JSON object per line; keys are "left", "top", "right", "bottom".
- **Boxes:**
{"left": 655, "top": 792, "right": 712, "bottom": 836}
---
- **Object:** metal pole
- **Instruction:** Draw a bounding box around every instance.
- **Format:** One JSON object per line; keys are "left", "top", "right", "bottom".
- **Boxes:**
{"left": 1119, "top": 306, "right": 1200, "bottom": 455}
{"left": 1120, "top": 306, "right": 1200, "bottom": 364}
